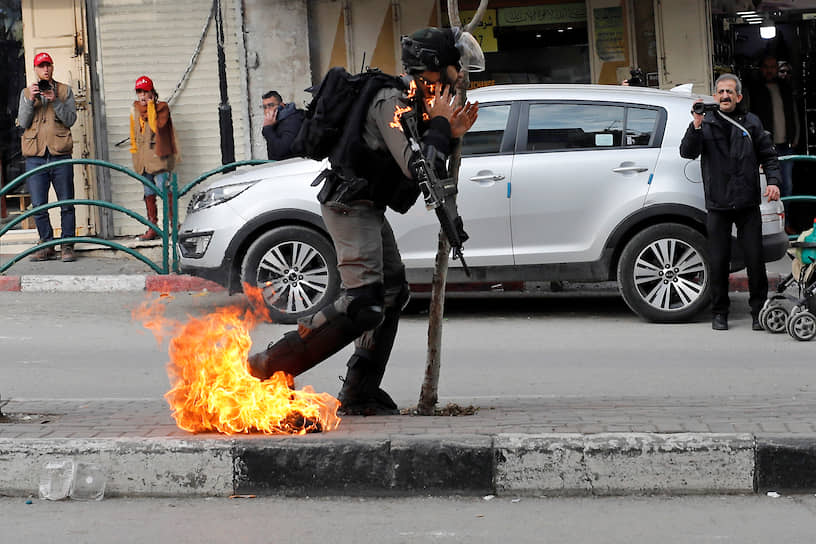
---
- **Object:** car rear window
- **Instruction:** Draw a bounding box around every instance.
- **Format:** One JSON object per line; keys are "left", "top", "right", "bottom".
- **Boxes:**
{"left": 461, "top": 104, "right": 512, "bottom": 156}
{"left": 625, "top": 107, "right": 659, "bottom": 146}
{"left": 527, "top": 104, "right": 624, "bottom": 151}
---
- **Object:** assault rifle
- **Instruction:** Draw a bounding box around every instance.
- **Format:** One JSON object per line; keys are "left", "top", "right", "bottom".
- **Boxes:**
{"left": 399, "top": 108, "right": 471, "bottom": 277}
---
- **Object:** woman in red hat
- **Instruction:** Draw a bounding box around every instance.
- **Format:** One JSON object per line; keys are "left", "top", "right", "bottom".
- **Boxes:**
{"left": 129, "top": 75, "right": 178, "bottom": 240}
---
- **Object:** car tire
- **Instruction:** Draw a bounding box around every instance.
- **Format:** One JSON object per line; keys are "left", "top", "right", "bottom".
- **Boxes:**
{"left": 240, "top": 225, "right": 340, "bottom": 324}
{"left": 617, "top": 223, "right": 711, "bottom": 323}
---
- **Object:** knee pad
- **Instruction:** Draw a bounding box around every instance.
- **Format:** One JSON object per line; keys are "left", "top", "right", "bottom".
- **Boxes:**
{"left": 346, "top": 283, "right": 385, "bottom": 331}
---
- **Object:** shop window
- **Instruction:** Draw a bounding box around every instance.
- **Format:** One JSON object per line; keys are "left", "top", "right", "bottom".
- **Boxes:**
{"left": 461, "top": 104, "right": 512, "bottom": 156}
{"left": 527, "top": 103, "right": 624, "bottom": 151}
{"left": 624, "top": 108, "right": 659, "bottom": 146}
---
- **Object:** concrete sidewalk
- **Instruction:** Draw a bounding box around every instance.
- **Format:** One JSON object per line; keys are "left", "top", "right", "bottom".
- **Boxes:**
{"left": 1, "top": 395, "right": 815, "bottom": 498}
{"left": 0, "top": 246, "right": 794, "bottom": 293}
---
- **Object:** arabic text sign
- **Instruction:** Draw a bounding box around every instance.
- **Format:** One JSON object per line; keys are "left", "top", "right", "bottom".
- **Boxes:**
{"left": 498, "top": 4, "right": 587, "bottom": 27}
{"left": 462, "top": 9, "right": 498, "bottom": 53}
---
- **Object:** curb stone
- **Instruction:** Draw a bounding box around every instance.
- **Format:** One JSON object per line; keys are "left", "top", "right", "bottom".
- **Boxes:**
{"left": 4, "top": 432, "right": 815, "bottom": 498}
{"left": 0, "top": 273, "right": 784, "bottom": 294}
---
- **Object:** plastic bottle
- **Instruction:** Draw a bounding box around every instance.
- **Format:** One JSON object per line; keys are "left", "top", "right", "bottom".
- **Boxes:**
{"left": 69, "top": 461, "right": 106, "bottom": 501}
{"left": 38, "top": 459, "right": 74, "bottom": 500}
{"left": 803, "top": 218, "right": 816, "bottom": 265}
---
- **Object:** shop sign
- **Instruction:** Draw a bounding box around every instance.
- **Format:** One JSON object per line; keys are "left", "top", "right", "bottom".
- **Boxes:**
{"left": 461, "top": 9, "right": 498, "bottom": 53}
{"left": 594, "top": 6, "right": 625, "bottom": 62}
{"left": 498, "top": 4, "right": 587, "bottom": 27}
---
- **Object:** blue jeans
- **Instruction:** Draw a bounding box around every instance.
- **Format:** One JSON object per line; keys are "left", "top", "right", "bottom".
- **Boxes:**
{"left": 25, "top": 154, "right": 75, "bottom": 243}
{"left": 142, "top": 172, "right": 169, "bottom": 197}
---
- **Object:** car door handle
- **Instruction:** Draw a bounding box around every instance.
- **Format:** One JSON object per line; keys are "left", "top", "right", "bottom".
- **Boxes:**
{"left": 612, "top": 166, "right": 649, "bottom": 174}
{"left": 469, "top": 174, "right": 506, "bottom": 182}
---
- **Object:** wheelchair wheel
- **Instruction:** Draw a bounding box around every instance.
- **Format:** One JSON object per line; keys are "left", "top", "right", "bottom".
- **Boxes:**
{"left": 788, "top": 311, "right": 816, "bottom": 342}
{"left": 762, "top": 305, "right": 789, "bottom": 334}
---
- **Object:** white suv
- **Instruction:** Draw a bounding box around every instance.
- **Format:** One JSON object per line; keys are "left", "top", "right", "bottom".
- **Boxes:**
{"left": 178, "top": 84, "right": 788, "bottom": 323}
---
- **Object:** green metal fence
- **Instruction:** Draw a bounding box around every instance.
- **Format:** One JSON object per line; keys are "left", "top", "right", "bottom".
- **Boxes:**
{"left": 0, "top": 158, "right": 270, "bottom": 275}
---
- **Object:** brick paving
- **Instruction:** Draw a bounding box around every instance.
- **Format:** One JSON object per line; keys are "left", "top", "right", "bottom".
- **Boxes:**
{"left": 3, "top": 393, "right": 815, "bottom": 440}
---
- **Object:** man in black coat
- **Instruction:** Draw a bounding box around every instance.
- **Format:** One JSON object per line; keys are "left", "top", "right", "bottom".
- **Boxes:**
{"left": 261, "top": 90, "right": 305, "bottom": 160}
{"left": 680, "top": 73, "right": 781, "bottom": 331}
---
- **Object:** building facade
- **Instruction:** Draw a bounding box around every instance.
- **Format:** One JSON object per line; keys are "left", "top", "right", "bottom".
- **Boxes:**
{"left": 1, "top": 0, "right": 814, "bottom": 241}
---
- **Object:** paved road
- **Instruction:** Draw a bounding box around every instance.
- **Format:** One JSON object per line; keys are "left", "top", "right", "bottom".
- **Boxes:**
{"left": 2, "top": 495, "right": 816, "bottom": 543}
{"left": 1, "top": 290, "right": 813, "bottom": 402}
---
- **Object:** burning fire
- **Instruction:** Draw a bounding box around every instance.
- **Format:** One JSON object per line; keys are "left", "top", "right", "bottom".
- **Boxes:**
{"left": 133, "top": 287, "right": 341, "bottom": 435}
{"left": 389, "top": 79, "right": 433, "bottom": 129}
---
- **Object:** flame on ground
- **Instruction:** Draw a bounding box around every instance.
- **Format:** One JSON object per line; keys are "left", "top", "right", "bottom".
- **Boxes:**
{"left": 132, "top": 287, "right": 341, "bottom": 435}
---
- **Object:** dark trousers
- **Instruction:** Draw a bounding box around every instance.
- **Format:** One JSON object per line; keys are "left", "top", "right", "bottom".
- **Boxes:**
{"left": 706, "top": 207, "right": 768, "bottom": 317}
{"left": 25, "top": 153, "right": 75, "bottom": 243}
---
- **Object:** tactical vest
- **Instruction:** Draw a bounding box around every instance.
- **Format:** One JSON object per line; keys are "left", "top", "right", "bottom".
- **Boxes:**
{"left": 21, "top": 81, "right": 74, "bottom": 158}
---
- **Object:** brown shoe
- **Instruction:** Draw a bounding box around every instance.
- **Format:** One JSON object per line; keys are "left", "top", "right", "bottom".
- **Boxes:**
{"left": 61, "top": 246, "right": 76, "bottom": 262}
{"left": 29, "top": 247, "right": 57, "bottom": 262}
{"left": 138, "top": 229, "right": 159, "bottom": 241}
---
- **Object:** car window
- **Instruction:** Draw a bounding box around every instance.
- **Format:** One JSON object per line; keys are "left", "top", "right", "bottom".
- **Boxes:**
{"left": 461, "top": 104, "right": 512, "bottom": 156}
{"left": 625, "top": 107, "right": 659, "bottom": 146}
{"left": 526, "top": 104, "right": 624, "bottom": 151}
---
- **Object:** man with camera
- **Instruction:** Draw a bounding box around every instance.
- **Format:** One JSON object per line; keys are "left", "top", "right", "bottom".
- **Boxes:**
{"left": 680, "top": 74, "right": 781, "bottom": 331}
{"left": 17, "top": 51, "right": 77, "bottom": 262}
{"left": 261, "top": 90, "right": 304, "bottom": 160}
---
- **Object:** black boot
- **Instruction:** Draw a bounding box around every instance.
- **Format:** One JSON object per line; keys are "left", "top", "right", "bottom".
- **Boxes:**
{"left": 337, "top": 352, "right": 398, "bottom": 415}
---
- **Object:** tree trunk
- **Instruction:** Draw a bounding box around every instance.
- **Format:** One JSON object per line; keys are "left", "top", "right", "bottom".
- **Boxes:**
{"left": 417, "top": 0, "right": 487, "bottom": 415}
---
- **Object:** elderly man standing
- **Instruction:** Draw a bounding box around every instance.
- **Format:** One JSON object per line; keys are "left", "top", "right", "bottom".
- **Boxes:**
{"left": 17, "top": 51, "right": 77, "bottom": 262}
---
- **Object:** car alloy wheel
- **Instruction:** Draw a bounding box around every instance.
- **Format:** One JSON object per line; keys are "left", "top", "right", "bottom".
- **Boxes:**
{"left": 617, "top": 223, "right": 711, "bottom": 323}
{"left": 241, "top": 225, "right": 340, "bottom": 324}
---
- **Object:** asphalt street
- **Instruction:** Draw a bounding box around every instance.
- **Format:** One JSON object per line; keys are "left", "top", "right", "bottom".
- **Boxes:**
{"left": 2, "top": 495, "right": 816, "bottom": 543}
{"left": 0, "top": 289, "right": 812, "bottom": 406}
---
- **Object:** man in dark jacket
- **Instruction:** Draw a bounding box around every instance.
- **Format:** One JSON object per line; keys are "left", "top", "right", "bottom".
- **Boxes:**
{"left": 261, "top": 90, "right": 305, "bottom": 160}
{"left": 680, "top": 73, "right": 781, "bottom": 331}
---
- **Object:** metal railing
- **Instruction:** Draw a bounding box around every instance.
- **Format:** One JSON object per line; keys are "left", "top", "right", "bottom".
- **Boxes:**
{"left": 0, "top": 158, "right": 270, "bottom": 275}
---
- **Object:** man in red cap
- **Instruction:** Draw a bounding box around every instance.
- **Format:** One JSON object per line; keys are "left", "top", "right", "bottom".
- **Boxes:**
{"left": 17, "top": 51, "right": 78, "bottom": 262}
{"left": 129, "top": 75, "right": 178, "bottom": 240}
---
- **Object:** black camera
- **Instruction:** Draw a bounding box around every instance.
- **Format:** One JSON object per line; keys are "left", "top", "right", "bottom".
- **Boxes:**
{"left": 691, "top": 102, "right": 719, "bottom": 115}
{"left": 37, "top": 79, "right": 51, "bottom": 92}
{"left": 627, "top": 68, "right": 646, "bottom": 87}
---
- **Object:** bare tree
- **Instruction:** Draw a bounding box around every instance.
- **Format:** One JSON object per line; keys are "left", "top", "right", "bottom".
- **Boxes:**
{"left": 417, "top": 0, "right": 488, "bottom": 415}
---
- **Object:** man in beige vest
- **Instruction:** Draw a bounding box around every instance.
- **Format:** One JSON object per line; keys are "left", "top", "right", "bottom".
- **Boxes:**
{"left": 129, "top": 76, "right": 177, "bottom": 241}
{"left": 17, "top": 52, "right": 77, "bottom": 262}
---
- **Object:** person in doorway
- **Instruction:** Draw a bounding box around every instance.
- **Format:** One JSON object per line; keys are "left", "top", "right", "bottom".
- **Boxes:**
{"left": 129, "top": 75, "right": 177, "bottom": 241}
{"left": 17, "top": 51, "right": 78, "bottom": 262}
{"left": 746, "top": 55, "right": 799, "bottom": 231}
{"left": 247, "top": 27, "right": 479, "bottom": 414}
{"left": 680, "top": 73, "right": 781, "bottom": 331}
{"left": 261, "top": 90, "right": 305, "bottom": 160}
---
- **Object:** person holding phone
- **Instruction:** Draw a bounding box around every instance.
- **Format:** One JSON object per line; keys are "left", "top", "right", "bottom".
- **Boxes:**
{"left": 129, "top": 75, "right": 178, "bottom": 241}
{"left": 17, "top": 51, "right": 78, "bottom": 262}
{"left": 261, "top": 90, "right": 305, "bottom": 160}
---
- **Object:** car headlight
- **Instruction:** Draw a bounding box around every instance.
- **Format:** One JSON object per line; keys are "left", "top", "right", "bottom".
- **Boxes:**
{"left": 188, "top": 180, "right": 259, "bottom": 212}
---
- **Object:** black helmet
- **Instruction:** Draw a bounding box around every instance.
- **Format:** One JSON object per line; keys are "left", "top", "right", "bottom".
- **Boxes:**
{"left": 401, "top": 27, "right": 461, "bottom": 74}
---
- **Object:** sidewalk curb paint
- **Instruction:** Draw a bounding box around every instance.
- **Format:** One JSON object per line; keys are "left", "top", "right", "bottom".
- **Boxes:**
{"left": 755, "top": 436, "right": 816, "bottom": 492}
{"left": 20, "top": 275, "right": 147, "bottom": 292}
{"left": 495, "top": 433, "right": 754, "bottom": 496}
{"left": 145, "top": 275, "right": 226, "bottom": 293}
{"left": 0, "top": 276, "right": 21, "bottom": 291}
{"left": 0, "top": 433, "right": 792, "bottom": 498}
{"left": 0, "top": 438, "right": 233, "bottom": 497}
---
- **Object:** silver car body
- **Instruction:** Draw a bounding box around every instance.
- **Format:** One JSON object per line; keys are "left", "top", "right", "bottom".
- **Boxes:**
{"left": 179, "top": 84, "right": 787, "bottom": 322}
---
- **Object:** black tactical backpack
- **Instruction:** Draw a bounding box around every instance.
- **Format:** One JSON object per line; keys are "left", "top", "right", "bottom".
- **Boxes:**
{"left": 292, "top": 67, "right": 405, "bottom": 161}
